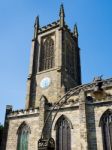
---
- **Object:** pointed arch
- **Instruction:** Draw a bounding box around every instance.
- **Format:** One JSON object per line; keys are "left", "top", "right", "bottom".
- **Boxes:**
{"left": 40, "top": 95, "right": 48, "bottom": 106}
{"left": 17, "top": 122, "right": 31, "bottom": 150}
{"left": 55, "top": 115, "right": 72, "bottom": 150}
{"left": 39, "top": 37, "right": 55, "bottom": 71}
{"left": 40, "top": 95, "right": 48, "bottom": 102}
{"left": 99, "top": 109, "right": 112, "bottom": 126}
{"left": 99, "top": 109, "right": 112, "bottom": 150}
{"left": 17, "top": 121, "right": 31, "bottom": 135}
{"left": 54, "top": 115, "right": 73, "bottom": 130}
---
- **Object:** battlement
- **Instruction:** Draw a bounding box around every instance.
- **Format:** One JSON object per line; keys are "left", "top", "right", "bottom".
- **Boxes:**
{"left": 37, "top": 20, "right": 76, "bottom": 42}
{"left": 38, "top": 20, "right": 60, "bottom": 34}
{"left": 7, "top": 107, "right": 39, "bottom": 118}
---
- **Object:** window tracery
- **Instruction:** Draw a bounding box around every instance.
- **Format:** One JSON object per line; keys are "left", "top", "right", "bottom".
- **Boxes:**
{"left": 39, "top": 37, "right": 55, "bottom": 71}
{"left": 100, "top": 109, "right": 112, "bottom": 150}
{"left": 55, "top": 115, "right": 71, "bottom": 150}
{"left": 17, "top": 122, "right": 31, "bottom": 150}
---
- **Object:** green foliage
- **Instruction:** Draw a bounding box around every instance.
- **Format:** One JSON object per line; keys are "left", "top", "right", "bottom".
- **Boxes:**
{"left": 0, "top": 123, "right": 4, "bottom": 146}
{"left": 0, "top": 124, "right": 3, "bottom": 129}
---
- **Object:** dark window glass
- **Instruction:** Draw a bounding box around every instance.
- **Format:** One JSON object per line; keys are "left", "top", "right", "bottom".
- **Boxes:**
{"left": 55, "top": 115, "right": 71, "bottom": 150}
{"left": 39, "top": 37, "right": 54, "bottom": 71}
{"left": 100, "top": 110, "right": 112, "bottom": 150}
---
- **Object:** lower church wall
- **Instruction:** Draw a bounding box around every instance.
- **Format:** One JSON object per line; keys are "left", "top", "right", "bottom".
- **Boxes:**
{"left": 94, "top": 104, "right": 112, "bottom": 150}
{"left": 6, "top": 116, "right": 40, "bottom": 150}
{"left": 52, "top": 107, "right": 81, "bottom": 150}
{"left": 4, "top": 99, "right": 112, "bottom": 150}
{"left": 86, "top": 100, "right": 112, "bottom": 150}
{"left": 6, "top": 107, "right": 81, "bottom": 150}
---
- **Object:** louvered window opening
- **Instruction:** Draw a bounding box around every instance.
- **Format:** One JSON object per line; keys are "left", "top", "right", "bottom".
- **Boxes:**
{"left": 66, "top": 43, "right": 75, "bottom": 79}
{"left": 39, "top": 37, "right": 54, "bottom": 71}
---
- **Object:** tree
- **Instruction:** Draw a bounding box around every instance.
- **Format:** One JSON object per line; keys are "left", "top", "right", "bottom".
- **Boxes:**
{"left": 0, "top": 123, "right": 4, "bottom": 146}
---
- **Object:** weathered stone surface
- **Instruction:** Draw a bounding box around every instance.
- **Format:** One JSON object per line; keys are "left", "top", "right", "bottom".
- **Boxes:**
{"left": 2, "top": 5, "right": 112, "bottom": 150}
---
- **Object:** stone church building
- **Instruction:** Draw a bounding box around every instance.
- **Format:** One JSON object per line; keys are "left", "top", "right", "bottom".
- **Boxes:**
{"left": 1, "top": 4, "right": 112, "bottom": 150}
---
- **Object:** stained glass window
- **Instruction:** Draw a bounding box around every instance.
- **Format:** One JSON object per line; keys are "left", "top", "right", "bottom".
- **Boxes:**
{"left": 39, "top": 37, "right": 54, "bottom": 71}
{"left": 17, "top": 122, "right": 30, "bottom": 150}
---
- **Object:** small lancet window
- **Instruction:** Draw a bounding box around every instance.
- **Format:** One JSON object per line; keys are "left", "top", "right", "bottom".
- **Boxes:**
{"left": 100, "top": 109, "right": 112, "bottom": 150}
{"left": 39, "top": 37, "right": 55, "bottom": 71}
{"left": 55, "top": 115, "right": 72, "bottom": 150}
{"left": 17, "top": 122, "right": 31, "bottom": 150}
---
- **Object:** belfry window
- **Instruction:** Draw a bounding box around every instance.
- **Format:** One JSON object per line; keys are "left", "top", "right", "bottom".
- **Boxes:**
{"left": 55, "top": 115, "right": 72, "bottom": 150}
{"left": 39, "top": 37, "right": 55, "bottom": 71}
{"left": 100, "top": 109, "right": 112, "bottom": 150}
{"left": 17, "top": 122, "right": 31, "bottom": 150}
{"left": 66, "top": 43, "right": 75, "bottom": 79}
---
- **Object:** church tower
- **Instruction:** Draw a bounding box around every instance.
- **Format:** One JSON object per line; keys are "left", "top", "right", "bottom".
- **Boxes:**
{"left": 2, "top": 4, "right": 112, "bottom": 150}
{"left": 26, "top": 4, "right": 81, "bottom": 109}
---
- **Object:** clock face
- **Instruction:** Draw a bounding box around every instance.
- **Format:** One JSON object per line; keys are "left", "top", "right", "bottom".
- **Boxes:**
{"left": 40, "top": 77, "right": 51, "bottom": 89}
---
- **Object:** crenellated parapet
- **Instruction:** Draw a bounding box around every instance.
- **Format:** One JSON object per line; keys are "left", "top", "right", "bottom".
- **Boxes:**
{"left": 64, "top": 24, "right": 78, "bottom": 40}
{"left": 38, "top": 20, "right": 60, "bottom": 34}
{"left": 7, "top": 107, "right": 39, "bottom": 119}
{"left": 37, "top": 20, "right": 77, "bottom": 41}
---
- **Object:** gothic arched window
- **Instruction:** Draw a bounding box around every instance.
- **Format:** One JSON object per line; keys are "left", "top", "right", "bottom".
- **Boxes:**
{"left": 100, "top": 109, "right": 112, "bottom": 150}
{"left": 39, "top": 37, "right": 55, "bottom": 71}
{"left": 55, "top": 115, "right": 72, "bottom": 150}
{"left": 17, "top": 122, "right": 31, "bottom": 150}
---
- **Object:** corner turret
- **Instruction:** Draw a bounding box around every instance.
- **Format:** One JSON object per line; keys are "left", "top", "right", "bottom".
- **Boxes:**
{"left": 73, "top": 24, "right": 78, "bottom": 38}
{"left": 33, "top": 16, "right": 39, "bottom": 39}
{"left": 59, "top": 4, "right": 65, "bottom": 28}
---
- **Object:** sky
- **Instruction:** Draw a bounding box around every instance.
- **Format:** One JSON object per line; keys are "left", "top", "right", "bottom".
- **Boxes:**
{"left": 0, "top": 0, "right": 112, "bottom": 124}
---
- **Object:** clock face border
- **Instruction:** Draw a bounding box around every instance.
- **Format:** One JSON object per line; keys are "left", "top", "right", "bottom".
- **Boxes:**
{"left": 40, "top": 77, "right": 51, "bottom": 89}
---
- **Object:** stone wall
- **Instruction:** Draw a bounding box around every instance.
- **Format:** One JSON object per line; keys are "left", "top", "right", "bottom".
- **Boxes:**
{"left": 94, "top": 104, "right": 112, "bottom": 150}
{"left": 52, "top": 106, "right": 80, "bottom": 150}
{"left": 3, "top": 79, "right": 112, "bottom": 150}
{"left": 6, "top": 115, "right": 40, "bottom": 150}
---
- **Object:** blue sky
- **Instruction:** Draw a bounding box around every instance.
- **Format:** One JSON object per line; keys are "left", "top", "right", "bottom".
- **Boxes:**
{"left": 0, "top": 0, "right": 112, "bottom": 124}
